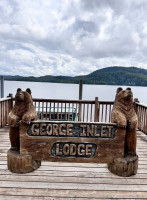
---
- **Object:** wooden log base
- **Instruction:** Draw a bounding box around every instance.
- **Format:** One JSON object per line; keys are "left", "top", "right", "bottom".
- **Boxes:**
{"left": 107, "top": 155, "right": 138, "bottom": 177}
{"left": 7, "top": 149, "right": 41, "bottom": 173}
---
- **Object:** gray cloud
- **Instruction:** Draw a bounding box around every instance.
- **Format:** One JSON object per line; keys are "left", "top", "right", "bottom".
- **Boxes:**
{"left": 0, "top": 0, "right": 147, "bottom": 76}
{"left": 72, "top": 20, "right": 98, "bottom": 33}
{"left": 80, "top": 0, "right": 126, "bottom": 14}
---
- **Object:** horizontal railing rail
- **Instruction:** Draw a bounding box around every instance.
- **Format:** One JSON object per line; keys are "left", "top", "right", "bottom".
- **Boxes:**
{"left": 0, "top": 96, "right": 146, "bottom": 135}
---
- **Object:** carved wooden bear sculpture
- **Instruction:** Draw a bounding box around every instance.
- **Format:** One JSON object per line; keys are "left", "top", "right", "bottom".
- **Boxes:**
{"left": 111, "top": 87, "right": 138, "bottom": 156}
{"left": 8, "top": 88, "right": 38, "bottom": 151}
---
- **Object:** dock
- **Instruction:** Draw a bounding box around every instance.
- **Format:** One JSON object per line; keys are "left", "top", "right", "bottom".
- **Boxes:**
{"left": 0, "top": 126, "right": 147, "bottom": 199}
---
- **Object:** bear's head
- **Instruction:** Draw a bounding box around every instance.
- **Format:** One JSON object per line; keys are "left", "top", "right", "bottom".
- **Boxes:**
{"left": 115, "top": 87, "right": 133, "bottom": 103}
{"left": 15, "top": 88, "right": 32, "bottom": 105}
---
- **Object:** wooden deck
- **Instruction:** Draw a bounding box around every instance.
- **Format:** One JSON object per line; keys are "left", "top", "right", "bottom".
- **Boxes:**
{"left": 0, "top": 127, "right": 147, "bottom": 199}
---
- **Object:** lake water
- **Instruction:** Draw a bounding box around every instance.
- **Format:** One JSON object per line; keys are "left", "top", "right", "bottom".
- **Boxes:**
{"left": 4, "top": 81, "right": 147, "bottom": 105}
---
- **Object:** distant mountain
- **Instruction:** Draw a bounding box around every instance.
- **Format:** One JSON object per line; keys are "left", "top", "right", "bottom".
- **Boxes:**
{"left": 3, "top": 66, "right": 147, "bottom": 86}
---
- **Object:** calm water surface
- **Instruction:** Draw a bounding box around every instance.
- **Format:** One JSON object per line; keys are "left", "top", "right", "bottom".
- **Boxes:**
{"left": 4, "top": 81, "right": 147, "bottom": 105}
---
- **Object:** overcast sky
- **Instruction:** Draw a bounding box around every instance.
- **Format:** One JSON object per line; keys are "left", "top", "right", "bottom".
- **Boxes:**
{"left": 0, "top": 0, "right": 147, "bottom": 77}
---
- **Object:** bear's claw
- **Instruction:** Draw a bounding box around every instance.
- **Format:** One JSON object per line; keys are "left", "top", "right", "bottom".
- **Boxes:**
{"left": 117, "top": 124, "right": 127, "bottom": 128}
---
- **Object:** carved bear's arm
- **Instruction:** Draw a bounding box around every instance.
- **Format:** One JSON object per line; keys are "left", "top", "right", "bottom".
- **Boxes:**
{"left": 22, "top": 109, "right": 38, "bottom": 124}
{"left": 111, "top": 110, "right": 127, "bottom": 128}
{"left": 8, "top": 111, "right": 20, "bottom": 127}
{"left": 128, "top": 114, "right": 138, "bottom": 130}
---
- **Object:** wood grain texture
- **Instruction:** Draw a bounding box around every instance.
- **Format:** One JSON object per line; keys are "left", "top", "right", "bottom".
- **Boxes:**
{"left": 108, "top": 155, "right": 138, "bottom": 177}
{"left": 7, "top": 149, "right": 41, "bottom": 173}
{"left": 0, "top": 127, "right": 147, "bottom": 199}
{"left": 20, "top": 121, "right": 126, "bottom": 163}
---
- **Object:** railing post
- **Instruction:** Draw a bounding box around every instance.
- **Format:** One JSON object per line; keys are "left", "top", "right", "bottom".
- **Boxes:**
{"left": 134, "top": 98, "right": 139, "bottom": 113}
{"left": 78, "top": 80, "right": 83, "bottom": 122}
{"left": 94, "top": 97, "right": 98, "bottom": 122}
{"left": 78, "top": 102, "right": 81, "bottom": 122}
{"left": 0, "top": 76, "right": 4, "bottom": 98}
{"left": 79, "top": 80, "right": 83, "bottom": 100}
{"left": 7, "top": 93, "right": 13, "bottom": 112}
{"left": 134, "top": 98, "right": 139, "bottom": 130}
{"left": 0, "top": 101, "right": 2, "bottom": 127}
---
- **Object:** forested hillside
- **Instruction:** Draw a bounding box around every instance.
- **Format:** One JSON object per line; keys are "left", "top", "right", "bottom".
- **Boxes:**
{"left": 4, "top": 66, "right": 147, "bottom": 86}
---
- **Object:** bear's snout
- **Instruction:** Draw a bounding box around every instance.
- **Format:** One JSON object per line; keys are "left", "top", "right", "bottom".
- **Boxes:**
{"left": 15, "top": 92, "right": 24, "bottom": 101}
{"left": 124, "top": 90, "right": 132, "bottom": 99}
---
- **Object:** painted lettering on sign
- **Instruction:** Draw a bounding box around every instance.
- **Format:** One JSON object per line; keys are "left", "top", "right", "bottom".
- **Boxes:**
{"left": 51, "top": 142, "right": 97, "bottom": 158}
{"left": 27, "top": 122, "right": 116, "bottom": 138}
{"left": 20, "top": 121, "right": 125, "bottom": 163}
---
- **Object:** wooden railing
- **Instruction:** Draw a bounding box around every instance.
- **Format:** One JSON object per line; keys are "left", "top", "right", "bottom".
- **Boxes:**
{"left": 98, "top": 101, "right": 114, "bottom": 123}
{"left": 33, "top": 98, "right": 96, "bottom": 122}
{"left": 135, "top": 102, "right": 147, "bottom": 134}
{"left": 33, "top": 98, "right": 114, "bottom": 123}
{"left": 0, "top": 96, "right": 147, "bottom": 135}
{"left": 0, "top": 97, "right": 13, "bottom": 127}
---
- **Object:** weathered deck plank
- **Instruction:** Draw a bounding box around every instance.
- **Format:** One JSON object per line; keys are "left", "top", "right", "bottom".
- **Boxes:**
{"left": 0, "top": 127, "right": 147, "bottom": 199}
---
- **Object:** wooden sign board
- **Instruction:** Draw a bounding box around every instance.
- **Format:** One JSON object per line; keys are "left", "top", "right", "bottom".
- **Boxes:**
{"left": 20, "top": 121, "right": 126, "bottom": 163}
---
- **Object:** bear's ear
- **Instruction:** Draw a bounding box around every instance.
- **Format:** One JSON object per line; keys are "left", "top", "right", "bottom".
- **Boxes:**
{"left": 26, "top": 88, "right": 31, "bottom": 95}
{"left": 116, "top": 87, "right": 123, "bottom": 93}
{"left": 126, "top": 87, "right": 131, "bottom": 91}
{"left": 17, "top": 88, "right": 22, "bottom": 93}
